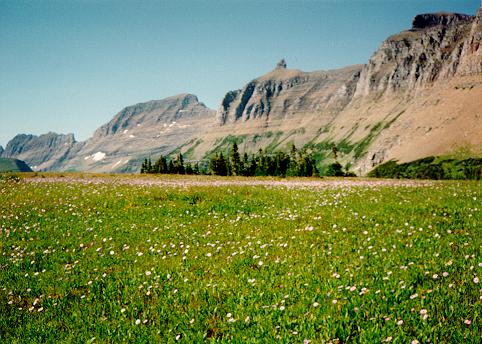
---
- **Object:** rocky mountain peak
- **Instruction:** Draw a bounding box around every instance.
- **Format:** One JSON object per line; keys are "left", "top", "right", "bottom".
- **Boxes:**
{"left": 93, "top": 93, "right": 213, "bottom": 138}
{"left": 2, "top": 132, "right": 79, "bottom": 171}
{"left": 275, "top": 59, "right": 287, "bottom": 70}
{"left": 216, "top": 64, "right": 362, "bottom": 125}
{"left": 412, "top": 12, "right": 474, "bottom": 30}
{"left": 0, "top": 145, "right": 4, "bottom": 156}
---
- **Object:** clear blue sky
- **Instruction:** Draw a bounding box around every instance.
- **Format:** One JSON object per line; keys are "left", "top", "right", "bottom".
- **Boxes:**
{"left": 0, "top": 0, "right": 480, "bottom": 147}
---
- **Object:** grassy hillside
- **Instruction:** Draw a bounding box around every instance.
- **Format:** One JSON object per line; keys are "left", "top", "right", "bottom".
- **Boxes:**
{"left": 0, "top": 157, "right": 33, "bottom": 172}
{"left": 0, "top": 176, "right": 480, "bottom": 342}
{"left": 368, "top": 156, "right": 482, "bottom": 180}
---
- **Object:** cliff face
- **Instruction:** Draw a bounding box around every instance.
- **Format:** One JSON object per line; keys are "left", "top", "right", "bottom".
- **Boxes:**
{"left": 0, "top": 145, "right": 4, "bottom": 156}
{"left": 60, "top": 93, "right": 216, "bottom": 172}
{"left": 217, "top": 63, "right": 361, "bottom": 125}
{"left": 353, "top": 12, "right": 476, "bottom": 98}
{"left": 1, "top": 132, "right": 80, "bottom": 171}
{"left": 457, "top": 7, "right": 482, "bottom": 76}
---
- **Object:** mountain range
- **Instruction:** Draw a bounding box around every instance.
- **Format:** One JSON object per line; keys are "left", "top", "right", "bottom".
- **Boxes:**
{"left": 2, "top": 9, "right": 481, "bottom": 175}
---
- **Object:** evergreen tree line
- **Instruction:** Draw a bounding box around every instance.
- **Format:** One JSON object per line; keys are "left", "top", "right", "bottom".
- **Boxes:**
{"left": 209, "top": 143, "right": 317, "bottom": 177}
{"left": 140, "top": 143, "right": 318, "bottom": 177}
{"left": 140, "top": 152, "right": 202, "bottom": 175}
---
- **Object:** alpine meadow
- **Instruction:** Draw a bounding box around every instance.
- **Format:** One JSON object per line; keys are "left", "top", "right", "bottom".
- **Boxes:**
{"left": 0, "top": 175, "right": 481, "bottom": 342}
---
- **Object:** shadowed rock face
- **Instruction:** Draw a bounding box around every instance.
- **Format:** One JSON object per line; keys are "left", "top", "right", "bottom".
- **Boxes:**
{"left": 412, "top": 13, "right": 474, "bottom": 29}
{"left": 0, "top": 145, "right": 4, "bottom": 156}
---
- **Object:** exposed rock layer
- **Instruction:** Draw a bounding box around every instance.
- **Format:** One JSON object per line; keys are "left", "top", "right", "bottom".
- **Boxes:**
{"left": 217, "top": 66, "right": 361, "bottom": 125}
{"left": 61, "top": 94, "right": 216, "bottom": 172}
{"left": 2, "top": 132, "right": 80, "bottom": 171}
{"left": 412, "top": 13, "right": 474, "bottom": 29}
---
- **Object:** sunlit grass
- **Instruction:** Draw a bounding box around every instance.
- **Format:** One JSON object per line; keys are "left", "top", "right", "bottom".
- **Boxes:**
{"left": 0, "top": 175, "right": 480, "bottom": 342}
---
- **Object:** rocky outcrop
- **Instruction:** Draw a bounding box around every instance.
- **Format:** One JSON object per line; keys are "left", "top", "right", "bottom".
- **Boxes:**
{"left": 457, "top": 7, "right": 482, "bottom": 76}
{"left": 60, "top": 93, "right": 216, "bottom": 172}
{"left": 354, "top": 12, "right": 477, "bottom": 98}
{"left": 217, "top": 63, "right": 362, "bottom": 125}
{"left": 276, "top": 59, "right": 287, "bottom": 69}
{"left": 412, "top": 13, "right": 474, "bottom": 29}
{"left": 2, "top": 132, "right": 80, "bottom": 171}
{"left": 0, "top": 145, "right": 4, "bottom": 156}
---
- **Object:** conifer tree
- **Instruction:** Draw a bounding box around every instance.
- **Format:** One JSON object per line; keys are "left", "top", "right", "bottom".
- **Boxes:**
{"left": 147, "top": 158, "right": 153, "bottom": 173}
{"left": 168, "top": 160, "right": 174, "bottom": 174}
{"left": 242, "top": 153, "right": 250, "bottom": 176}
{"left": 193, "top": 162, "right": 200, "bottom": 175}
{"left": 173, "top": 152, "right": 185, "bottom": 174}
{"left": 230, "top": 142, "right": 241, "bottom": 176}
{"left": 159, "top": 155, "right": 168, "bottom": 173}
{"left": 185, "top": 162, "right": 193, "bottom": 175}
{"left": 140, "top": 158, "right": 148, "bottom": 173}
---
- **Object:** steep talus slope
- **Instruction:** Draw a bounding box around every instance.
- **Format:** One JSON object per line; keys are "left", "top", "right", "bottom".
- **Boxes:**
{"left": 1, "top": 132, "right": 81, "bottom": 171}
{"left": 61, "top": 94, "right": 216, "bottom": 172}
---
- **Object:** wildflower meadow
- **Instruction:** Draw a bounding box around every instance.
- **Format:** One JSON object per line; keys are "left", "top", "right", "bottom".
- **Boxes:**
{"left": 0, "top": 174, "right": 480, "bottom": 342}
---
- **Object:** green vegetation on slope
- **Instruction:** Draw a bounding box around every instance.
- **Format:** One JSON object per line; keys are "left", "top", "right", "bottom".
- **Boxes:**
{"left": 0, "top": 158, "right": 33, "bottom": 173}
{"left": 0, "top": 177, "right": 480, "bottom": 342}
{"left": 368, "top": 156, "right": 482, "bottom": 180}
{"left": 204, "top": 135, "right": 248, "bottom": 158}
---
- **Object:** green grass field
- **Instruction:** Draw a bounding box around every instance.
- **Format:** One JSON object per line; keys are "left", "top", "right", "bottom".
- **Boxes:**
{"left": 0, "top": 175, "right": 481, "bottom": 342}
